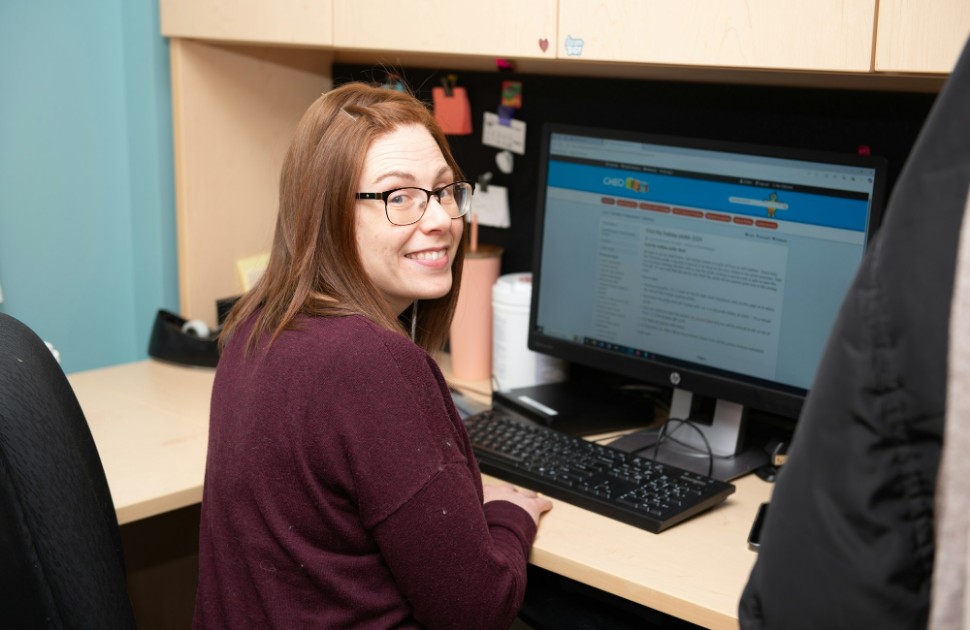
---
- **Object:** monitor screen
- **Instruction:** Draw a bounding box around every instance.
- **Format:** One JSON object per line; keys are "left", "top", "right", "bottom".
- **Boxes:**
{"left": 528, "top": 123, "right": 887, "bottom": 438}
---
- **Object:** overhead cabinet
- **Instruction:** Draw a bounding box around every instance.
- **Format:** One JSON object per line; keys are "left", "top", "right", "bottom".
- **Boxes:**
{"left": 875, "top": 0, "right": 970, "bottom": 73}
{"left": 161, "top": 0, "right": 970, "bottom": 76}
{"left": 331, "top": 0, "right": 558, "bottom": 60}
{"left": 556, "top": 0, "right": 877, "bottom": 72}
{"left": 161, "top": 0, "right": 333, "bottom": 46}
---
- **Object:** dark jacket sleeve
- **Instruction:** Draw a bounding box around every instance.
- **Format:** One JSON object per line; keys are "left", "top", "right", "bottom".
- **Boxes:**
{"left": 740, "top": 37, "right": 970, "bottom": 629}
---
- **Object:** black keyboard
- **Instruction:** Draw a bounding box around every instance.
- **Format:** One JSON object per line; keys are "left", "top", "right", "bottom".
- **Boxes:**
{"left": 465, "top": 409, "right": 736, "bottom": 533}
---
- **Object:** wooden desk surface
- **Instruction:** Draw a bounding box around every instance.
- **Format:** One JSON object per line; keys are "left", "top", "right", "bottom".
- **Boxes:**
{"left": 504, "top": 472, "right": 769, "bottom": 629}
{"left": 70, "top": 358, "right": 769, "bottom": 629}
{"left": 68, "top": 359, "right": 215, "bottom": 525}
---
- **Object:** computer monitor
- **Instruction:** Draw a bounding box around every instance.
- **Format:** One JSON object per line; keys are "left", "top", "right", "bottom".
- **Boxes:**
{"left": 525, "top": 123, "right": 887, "bottom": 476}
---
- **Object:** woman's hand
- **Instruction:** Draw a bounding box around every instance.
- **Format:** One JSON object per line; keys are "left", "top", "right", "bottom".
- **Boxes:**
{"left": 483, "top": 483, "right": 553, "bottom": 526}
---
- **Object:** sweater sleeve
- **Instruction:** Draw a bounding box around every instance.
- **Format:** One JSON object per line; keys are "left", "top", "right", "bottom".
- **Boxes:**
{"left": 372, "top": 463, "right": 537, "bottom": 630}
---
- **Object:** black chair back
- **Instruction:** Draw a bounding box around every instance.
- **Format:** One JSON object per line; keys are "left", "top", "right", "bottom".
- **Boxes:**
{"left": 0, "top": 312, "right": 135, "bottom": 629}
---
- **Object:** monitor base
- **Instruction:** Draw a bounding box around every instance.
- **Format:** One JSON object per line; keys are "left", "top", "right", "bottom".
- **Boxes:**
{"left": 609, "top": 428, "right": 770, "bottom": 482}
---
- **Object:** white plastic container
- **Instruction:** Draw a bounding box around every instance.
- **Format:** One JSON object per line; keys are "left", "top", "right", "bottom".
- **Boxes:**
{"left": 491, "top": 272, "right": 567, "bottom": 391}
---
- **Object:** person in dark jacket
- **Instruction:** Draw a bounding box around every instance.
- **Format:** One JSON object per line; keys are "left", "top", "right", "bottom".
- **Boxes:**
{"left": 740, "top": 37, "right": 970, "bottom": 629}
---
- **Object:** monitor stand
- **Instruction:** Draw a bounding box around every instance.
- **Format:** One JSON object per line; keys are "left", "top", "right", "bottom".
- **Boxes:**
{"left": 608, "top": 388, "right": 770, "bottom": 481}
{"left": 491, "top": 371, "right": 655, "bottom": 437}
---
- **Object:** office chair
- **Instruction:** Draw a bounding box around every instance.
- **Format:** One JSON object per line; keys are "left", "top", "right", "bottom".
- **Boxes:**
{"left": 0, "top": 313, "right": 136, "bottom": 629}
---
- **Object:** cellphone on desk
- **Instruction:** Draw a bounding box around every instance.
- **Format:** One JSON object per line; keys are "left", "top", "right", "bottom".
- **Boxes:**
{"left": 747, "top": 502, "right": 769, "bottom": 551}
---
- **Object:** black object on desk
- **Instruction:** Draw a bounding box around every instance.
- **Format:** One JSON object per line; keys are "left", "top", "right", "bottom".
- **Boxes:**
{"left": 608, "top": 427, "right": 772, "bottom": 482}
{"left": 747, "top": 502, "right": 769, "bottom": 551}
{"left": 465, "top": 408, "right": 735, "bottom": 533}
{"left": 449, "top": 387, "right": 490, "bottom": 419}
{"left": 492, "top": 376, "right": 655, "bottom": 437}
{"left": 147, "top": 310, "right": 219, "bottom": 368}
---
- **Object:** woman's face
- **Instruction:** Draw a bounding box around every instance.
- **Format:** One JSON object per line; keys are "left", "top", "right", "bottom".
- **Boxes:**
{"left": 355, "top": 124, "right": 464, "bottom": 316}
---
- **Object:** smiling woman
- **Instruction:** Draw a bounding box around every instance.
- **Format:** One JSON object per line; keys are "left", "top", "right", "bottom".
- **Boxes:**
{"left": 192, "top": 82, "right": 553, "bottom": 630}
{"left": 219, "top": 84, "right": 468, "bottom": 354}
{"left": 353, "top": 124, "right": 467, "bottom": 316}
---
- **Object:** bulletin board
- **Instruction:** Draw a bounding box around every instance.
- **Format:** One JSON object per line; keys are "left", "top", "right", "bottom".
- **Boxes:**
{"left": 333, "top": 63, "right": 936, "bottom": 275}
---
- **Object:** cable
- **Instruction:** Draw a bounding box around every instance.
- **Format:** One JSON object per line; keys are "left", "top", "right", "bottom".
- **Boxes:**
{"left": 643, "top": 417, "right": 715, "bottom": 478}
{"left": 410, "top": 300, "right": 418, "bottom": 341}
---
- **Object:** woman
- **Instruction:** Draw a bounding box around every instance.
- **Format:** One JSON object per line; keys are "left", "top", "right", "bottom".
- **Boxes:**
{"left": 192, "top": 82, "right": 552, "bottom": 629}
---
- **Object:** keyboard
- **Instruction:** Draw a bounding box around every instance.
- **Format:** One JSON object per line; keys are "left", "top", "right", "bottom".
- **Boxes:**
{"left": 465, "top": 409, "right": 736, "bottom": 533}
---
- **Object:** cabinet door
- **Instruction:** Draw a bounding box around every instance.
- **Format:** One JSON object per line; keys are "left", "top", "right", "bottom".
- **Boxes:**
{"left": 875, "top": 0, "right": 970, "bottom": 73}
{"left": 161, "top": 0, "right": 333, "bottom": 47}
{"left": 332, "top": 0, "right": 557, "bottom": 59}
{"left": 169, "top": 41, "right": 334, "bottom": 322}
{"left": 558, "top": 0, "right": 875, "bottom": 72}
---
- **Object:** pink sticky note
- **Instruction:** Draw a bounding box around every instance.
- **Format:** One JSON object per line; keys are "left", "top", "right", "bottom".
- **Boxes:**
{"left": 432, "top": 86, "right": 472, "bottom": 136}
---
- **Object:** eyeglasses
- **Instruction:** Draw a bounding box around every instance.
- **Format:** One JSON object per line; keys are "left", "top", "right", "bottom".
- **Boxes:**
{"left": 355, "top": 180, "right": 474, "bottom": 226}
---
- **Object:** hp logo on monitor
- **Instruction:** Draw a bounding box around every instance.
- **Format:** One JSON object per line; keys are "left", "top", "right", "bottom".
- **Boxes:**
{"left": 669, "top": 372, "right": 681, "bottom": 386}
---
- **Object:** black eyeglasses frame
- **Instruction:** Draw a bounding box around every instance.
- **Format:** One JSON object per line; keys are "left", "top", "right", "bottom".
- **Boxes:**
{"left": 355, "top": 180, "right": 475, "bottom": 226}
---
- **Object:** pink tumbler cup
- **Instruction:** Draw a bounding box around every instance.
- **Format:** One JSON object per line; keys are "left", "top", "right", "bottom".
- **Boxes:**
{"left": 449, "top": 244, "right": 503, "bottom": 381}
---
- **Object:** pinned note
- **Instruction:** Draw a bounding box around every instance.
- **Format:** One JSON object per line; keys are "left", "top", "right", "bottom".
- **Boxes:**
{"left": 501, "top": 81, "right": 522, "bottom": 108}
{"left": 471, "top": 184, "right": 511, "bottom": 228}
{"left": 237, "top": 253, "right": 269, "bottom": 291}
{"left": 432, "top": 83, "right": 472, "bottom": 135}
{"left": 482, "top": 112, "right": 526, "bottom": 155}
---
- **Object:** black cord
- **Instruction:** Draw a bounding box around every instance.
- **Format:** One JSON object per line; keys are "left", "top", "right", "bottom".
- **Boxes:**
{"left": 646, "top": 416, "right": 715, "bottom": 478}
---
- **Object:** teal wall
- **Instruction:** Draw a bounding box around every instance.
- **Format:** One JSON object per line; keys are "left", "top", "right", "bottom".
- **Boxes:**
{"left": 0, "top": 0, "right": 178, "bottom": 374}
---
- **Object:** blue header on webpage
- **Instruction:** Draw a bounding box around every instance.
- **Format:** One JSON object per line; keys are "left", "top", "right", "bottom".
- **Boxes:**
{"left": 548, "top": 160, "right": 870, "bottom": 232}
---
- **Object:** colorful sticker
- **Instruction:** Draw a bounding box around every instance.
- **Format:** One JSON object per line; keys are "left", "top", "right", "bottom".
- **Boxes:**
{"left": 564, "top": 35, "right": 584, "bottom": 57}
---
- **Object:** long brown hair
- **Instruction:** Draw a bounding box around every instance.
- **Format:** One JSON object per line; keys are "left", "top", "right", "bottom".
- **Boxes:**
{"left": 220, "top": 82, "right": 466, "bottom": 354}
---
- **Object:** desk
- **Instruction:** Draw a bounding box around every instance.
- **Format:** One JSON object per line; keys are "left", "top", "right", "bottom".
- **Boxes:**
{"left": 68, "top": 359, "right": 214, "bottom": 525}
{"left": 70, "top": 358, "right": 771, "bottom": 629}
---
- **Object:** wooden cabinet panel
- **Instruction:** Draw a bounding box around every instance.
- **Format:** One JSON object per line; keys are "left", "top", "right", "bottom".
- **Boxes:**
{"left": 169, "top": 41, "right": 333, "bottom": 323}
{"left": 161, "top": 0, "right": 333, "bottom": 47}
{"left": 875, "top": 0, "right": 970, "bottom": 73}
{"left": 557, "top": 0, "right": 875, "bottom": 72}
{"left": 332, "top": 0, "right": 557, "bottom": 59}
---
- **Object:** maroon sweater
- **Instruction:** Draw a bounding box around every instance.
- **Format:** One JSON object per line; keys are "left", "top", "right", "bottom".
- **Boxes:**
{"left": 193, "top": 314, "right": 537, "bottom": 629}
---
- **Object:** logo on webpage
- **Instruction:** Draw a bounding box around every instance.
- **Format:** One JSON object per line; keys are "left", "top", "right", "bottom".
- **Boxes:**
{"left": 602, "top": 176, "right": 650, "bottom": 194}
{"left": 626, "top": 177, "right": 649, "bottom": 193}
